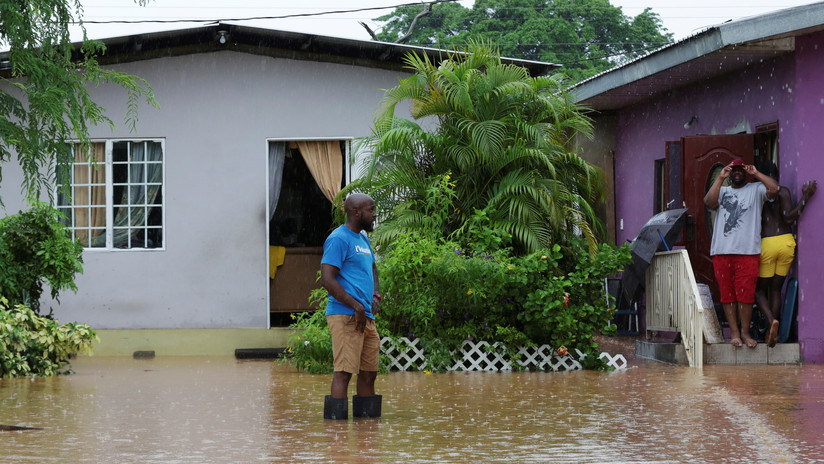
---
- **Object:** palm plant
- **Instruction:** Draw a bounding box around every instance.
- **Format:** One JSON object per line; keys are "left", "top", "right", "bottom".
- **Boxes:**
{"left": 346, "top": 43, "right": 603, "bottom": 254}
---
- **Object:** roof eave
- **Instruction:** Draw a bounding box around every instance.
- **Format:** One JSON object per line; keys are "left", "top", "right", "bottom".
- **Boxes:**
{"left": 0, "top": 24, "right": 561, "bottom": 77}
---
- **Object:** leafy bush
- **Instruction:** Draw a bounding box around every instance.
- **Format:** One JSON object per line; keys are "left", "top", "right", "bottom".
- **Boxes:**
{"left": 0, "top": 202, "right": 84, "bottom": 315}
{"left": 0, "top": 296, "right": 98, "bottom": 378}
{"left": 281, "top": 286, "right": 335, "bottom": 374}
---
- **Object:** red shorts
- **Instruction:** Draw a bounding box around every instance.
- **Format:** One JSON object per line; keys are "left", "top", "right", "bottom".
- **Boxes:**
{"left": 712, "top": 254, "right": 760, "bottom": 304}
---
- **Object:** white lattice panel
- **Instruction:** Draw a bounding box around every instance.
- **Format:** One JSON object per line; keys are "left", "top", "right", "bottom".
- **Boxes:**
{"left": 380, "top": 338, "right": 627, "bottom": 372}
{"left": 380, "top": 337, "right": 427, "bottom": 371}
{"left": 449, "top": 341, "right": 513, "bottom": 371}
{"left": 599, "top": 352, "right": 627, "bottom": 369}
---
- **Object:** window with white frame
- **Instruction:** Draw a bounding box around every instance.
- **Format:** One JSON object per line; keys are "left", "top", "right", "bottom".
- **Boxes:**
{"left": 57, "top": 139, "right": 164, "bottom": 250}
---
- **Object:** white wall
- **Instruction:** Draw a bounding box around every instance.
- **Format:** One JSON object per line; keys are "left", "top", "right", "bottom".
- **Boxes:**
{"left": 1, "top": 50, "right": 408, "bottom": 329}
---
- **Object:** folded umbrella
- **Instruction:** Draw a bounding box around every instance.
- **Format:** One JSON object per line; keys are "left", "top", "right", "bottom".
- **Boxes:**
{"left": 620, "top": 208, "right": 689, "bottom": 304}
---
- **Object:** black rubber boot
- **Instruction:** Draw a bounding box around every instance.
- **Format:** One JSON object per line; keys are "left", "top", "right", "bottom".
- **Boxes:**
{"left": 324, "top": 395, "right": 348, "bottom": 420}
{"left": 352, "top": 395, "right": 382, "bottom": 418}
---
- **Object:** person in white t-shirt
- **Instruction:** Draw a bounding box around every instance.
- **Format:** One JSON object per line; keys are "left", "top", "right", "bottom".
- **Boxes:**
{"left": 704, "top": 159, "right": 778, "bottom": 348}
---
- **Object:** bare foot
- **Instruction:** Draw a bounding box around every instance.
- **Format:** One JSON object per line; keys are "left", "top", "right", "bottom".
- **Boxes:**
{"left": 768, "top": 320, "right": 779, "bottom": 348}
{"left": 730, "top": 337, "right": 743, "bottom": 347}
{"left": 742, "top": 336, "right": 757, "bottom": 348}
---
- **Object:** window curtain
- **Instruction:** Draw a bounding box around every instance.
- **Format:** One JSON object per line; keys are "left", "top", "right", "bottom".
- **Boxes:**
{"left": 268, "top": 141, "right": 287, "bottom": 220}
{"left": 108, "top": 142, "right": 163, "bottom": 248}
{"left": 295, "top": 141, "right": 342, "bottom": 204}
{"left": 73, "top": 143, "right": 106, "bottom": 247}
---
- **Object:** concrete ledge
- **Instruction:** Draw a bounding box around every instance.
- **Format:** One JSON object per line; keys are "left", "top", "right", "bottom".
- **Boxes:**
{"left": 636, "top": 340, "right": 689, "bottom": 365}
{"left": 87, "top": 328, "right": 293, "bottom": 356}
{"left": 637, "top": 340, "right": 800, "bottom": 365}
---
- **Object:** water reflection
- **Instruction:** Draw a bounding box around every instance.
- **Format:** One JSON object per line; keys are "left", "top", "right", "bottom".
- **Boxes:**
{"left": 1, "top": 357, "right": 822, "bottom": 463}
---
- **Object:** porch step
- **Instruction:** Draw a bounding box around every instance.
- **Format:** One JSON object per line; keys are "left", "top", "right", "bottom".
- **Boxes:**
{"left": 636, "top": 340, "right": 799, "bottom": 365}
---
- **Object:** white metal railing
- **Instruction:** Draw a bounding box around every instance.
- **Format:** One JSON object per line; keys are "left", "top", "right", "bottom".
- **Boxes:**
{"left": 645, "top": 250, "right": 704, "bottom": 367}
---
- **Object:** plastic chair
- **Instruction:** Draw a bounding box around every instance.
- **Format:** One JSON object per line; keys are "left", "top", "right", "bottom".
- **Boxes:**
{"left": 604, "top": 277, "right": 639, "bottom": 335}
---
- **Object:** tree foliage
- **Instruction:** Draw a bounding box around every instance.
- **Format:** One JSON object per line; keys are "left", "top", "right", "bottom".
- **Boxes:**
{"left": 374, "top": 0, "right": 673, "bottom": 82}
{"left": 345, "top": 43, "right": 603, "bottom": 255}
{"left": 0, "top": 202, "right": 83, "bottom": 315}
{"left": 0, "top": 0, "right": 157, "bottom": 203}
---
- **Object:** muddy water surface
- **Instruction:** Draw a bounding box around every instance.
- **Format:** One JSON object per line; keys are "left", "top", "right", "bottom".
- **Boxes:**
{"left": 1, "top": 357, "right": 823, "bottom": 463}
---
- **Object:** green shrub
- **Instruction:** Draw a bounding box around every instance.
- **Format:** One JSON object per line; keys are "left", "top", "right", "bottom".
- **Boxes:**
{"left": 0, "top": 296, "right": 98, "bottom": 378}
{"left": 280, "top": 287, "right": 335, "bottom": 374}
{"left": 375, "top": 233, "right": 631, "bottom": 371}
{"left": 0, "top": 202, "right": 84, "bottom": 315}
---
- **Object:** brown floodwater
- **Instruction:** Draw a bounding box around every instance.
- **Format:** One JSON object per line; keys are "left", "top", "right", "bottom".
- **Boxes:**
{"left": 1, "top": 356, "right": 823, "bottom": 463}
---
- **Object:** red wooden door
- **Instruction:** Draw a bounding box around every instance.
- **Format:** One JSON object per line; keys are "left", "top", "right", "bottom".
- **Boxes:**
{"left": 682, "top": 134, "right": 754, "bottom": 301}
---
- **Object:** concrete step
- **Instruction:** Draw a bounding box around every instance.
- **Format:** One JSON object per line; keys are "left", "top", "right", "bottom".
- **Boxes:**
{"left": 636, "top": 340, "right": 800, "bottom": 365}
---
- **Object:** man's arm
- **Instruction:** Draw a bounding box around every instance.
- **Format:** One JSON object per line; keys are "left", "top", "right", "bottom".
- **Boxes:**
{"left": 321, "top": 263, "right": 367, "bottom": 332}
{"left": 748, "top": 165, "right": 779, "bottom": 199}
{"left": 781, "top": 180, "right": 817, "bottom": 224}
{"left": 704, "top": 165, "right": 731, "bottom": 209}
{"left": 371, "top": 261, "right": 381, "bottom": 316}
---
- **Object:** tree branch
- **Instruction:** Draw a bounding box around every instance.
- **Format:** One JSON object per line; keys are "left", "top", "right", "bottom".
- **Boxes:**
{"left": 397, "top": 1, "right": 444, "bottom": 44}
{"left": 359, "top": 21, "right": 379, "bottom": 41}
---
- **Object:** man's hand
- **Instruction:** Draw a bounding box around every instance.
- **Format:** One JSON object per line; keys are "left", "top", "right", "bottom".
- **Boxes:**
{"left": 720, "top": 164, "right": 733, "bottom": 179}
{"left": 354, "top": 305, "right": 367, "bottom": 334}
{"left": 803, "top": 180, "right": 818, "bottom": 201}
{"left": 371, "top": 295, "right": 381, "bottom": 316}
{"left": 744, "top": 164, "right": 758, "bottom": 176}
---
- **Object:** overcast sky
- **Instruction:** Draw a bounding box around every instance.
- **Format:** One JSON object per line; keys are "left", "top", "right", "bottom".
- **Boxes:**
{"left": 76, "top": 0, "right": 821, "bottom": 43}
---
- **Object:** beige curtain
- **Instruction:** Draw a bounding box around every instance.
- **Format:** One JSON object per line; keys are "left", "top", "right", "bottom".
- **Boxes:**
{"left": 73, "top": 143, "right": 106, "bottom": 247}
{"left": 294, "top": 141, "right": 342, "bottom": 203}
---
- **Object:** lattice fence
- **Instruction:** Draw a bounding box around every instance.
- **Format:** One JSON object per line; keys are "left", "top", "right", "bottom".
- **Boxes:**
{"left": 380, "top": 337, "right": 627, "bottom": 372}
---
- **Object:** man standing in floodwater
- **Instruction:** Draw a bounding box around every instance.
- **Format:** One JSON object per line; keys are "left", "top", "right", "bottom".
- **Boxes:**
{"left": 705, "top": 159, "right": 778, "bottom": 348}
{"left": 754, "top": 162, "right": 817, "bottom": 347}
{"left": 320, "top": 193, "right": 382, "bottom": 420}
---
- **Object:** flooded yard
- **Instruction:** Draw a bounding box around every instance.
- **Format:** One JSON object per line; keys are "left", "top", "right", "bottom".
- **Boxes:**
{"left": 1, "top": 356, "right": 823, "bottom": 463}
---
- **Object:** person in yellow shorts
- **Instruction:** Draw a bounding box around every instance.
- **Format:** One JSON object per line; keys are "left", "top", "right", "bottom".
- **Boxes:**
{"left": 755, "top": 162, "right": 817, "bottom": 347}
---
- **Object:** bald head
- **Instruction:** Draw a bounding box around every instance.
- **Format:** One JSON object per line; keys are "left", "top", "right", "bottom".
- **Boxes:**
{"left": 344, "top": 193, "right": 376, "bottom": 233}
{"left": 344, "top": 193, "right": 373, "bottom": 216}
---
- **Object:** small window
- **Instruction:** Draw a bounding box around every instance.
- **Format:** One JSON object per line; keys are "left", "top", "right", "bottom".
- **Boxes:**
{"left": 57, "top": 140, "right": 164, "bottom": 250}
{"left": 654, "top": 158, "right": 666, "bottom": 214}
{"left": 704, "top": 162, "right": 730, "bottom": 240}
{"left": 755, "top": 122, "right": 779, "bottom": 179}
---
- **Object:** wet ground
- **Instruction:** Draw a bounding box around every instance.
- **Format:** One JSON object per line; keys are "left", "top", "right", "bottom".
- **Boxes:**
{"left": 1, "top": 356, "right": 823, "bottom": 463}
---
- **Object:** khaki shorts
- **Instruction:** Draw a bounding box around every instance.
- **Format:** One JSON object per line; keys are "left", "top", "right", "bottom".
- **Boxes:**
{"left": 759, "top": 234, "right": 796, "bottom": 278}
{"left": 327, "top": 315, "right": 380, "bottom": 374}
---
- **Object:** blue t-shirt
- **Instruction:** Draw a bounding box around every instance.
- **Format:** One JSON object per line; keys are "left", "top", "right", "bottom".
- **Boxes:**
{"left": 321, "top": 225, "right": 376, "bottom": 319}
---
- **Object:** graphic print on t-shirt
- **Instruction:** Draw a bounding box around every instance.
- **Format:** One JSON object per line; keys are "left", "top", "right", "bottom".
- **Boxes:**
{"left": 720, "top": 192, "right": 748, "bottom": 236}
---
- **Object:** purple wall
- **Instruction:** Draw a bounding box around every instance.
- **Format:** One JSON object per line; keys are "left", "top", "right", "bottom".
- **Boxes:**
{"left": 610, "top": 30, "right": 824, "bottom": 362}
{"left": 793, "top": 33, "right": 824, "bottom": 362}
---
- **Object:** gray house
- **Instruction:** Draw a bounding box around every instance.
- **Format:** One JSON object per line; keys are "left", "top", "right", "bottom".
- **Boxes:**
{"left": 0, "top": 24, "right": 556, "bottom": 355}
